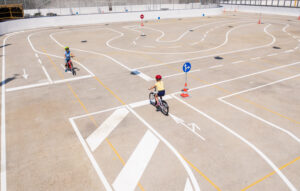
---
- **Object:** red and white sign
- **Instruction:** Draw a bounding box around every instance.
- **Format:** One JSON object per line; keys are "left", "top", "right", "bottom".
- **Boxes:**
{"left": 140, "top": 14, "right": 144, "bottom": 19}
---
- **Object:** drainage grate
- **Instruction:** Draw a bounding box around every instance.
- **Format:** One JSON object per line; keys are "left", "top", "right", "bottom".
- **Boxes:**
{"left": 81, "top": 40, "right": 87, "bottom": 43}
{"left": 273, "top": 46, "right": 281, "bottom": 49}
{"left": 141, "top": 34, "right": 147, "bottom": 37}
{"left": 189, "top": 29, "right": 194, "bottom": 32}
{"left": 228, "top": 26, "right": 233, "bottom": 28}
{"left": 214, "top": 56, "right": 223, "bottom": 60}
{"left": 105, "top": 23, "right": 109, "bottom": 26}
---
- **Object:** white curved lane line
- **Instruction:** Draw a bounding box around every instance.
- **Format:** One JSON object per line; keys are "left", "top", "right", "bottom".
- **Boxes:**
{"left": 173, "top": 95, "right": 297, "bottom": 191}
{"left": 127, "top": 106, "right": 201, "bottom": 191}
{"left": 106, "top": 22, "right": 255, "bottom": 55}
{"left": 134, "top": 24, "right": 275, "bottom": 70}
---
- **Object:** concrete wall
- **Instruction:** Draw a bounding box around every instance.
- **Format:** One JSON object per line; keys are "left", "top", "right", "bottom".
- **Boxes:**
{"left": 0, "top": 7, "right": 222, "bottom": 35}
{"left": 222, "top": 4, "right": 300, "bottom": 16}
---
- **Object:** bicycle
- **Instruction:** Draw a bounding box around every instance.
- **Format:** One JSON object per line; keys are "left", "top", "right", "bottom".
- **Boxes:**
{"left": 65, "top": 59, "right": 76, "bottom": 76}
{"left": 149, "top": 90, "right": 169, "bottom": 116}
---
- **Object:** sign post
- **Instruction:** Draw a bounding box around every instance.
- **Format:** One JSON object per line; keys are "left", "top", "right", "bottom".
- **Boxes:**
{"left": 140, "top": 14, "right": 144, "bottom": 26}
{"left": 181, "top": 62, "right": 191, "bottom": 97}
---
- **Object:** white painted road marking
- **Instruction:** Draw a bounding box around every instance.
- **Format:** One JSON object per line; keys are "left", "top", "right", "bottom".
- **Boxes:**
{"left": 112, "top": 130, "right": 159, "bottom": 191}
{"left": 284, "top": 50, "right": 294, "bottom": 53}
{"left": 173, "top": 95, "right": 297, "bottom": 191}
{"left": 138, "top": 72, "right": 153, "bottom": 81}
{"left": 268, "top": 53, "right": 278, "bottom": 57}
{"left": 2, "top": 31, "right": 24, "bottom": 191}
{"left": 35, "top": 53, "right": 39, "bottom": 58}
{"left": 251, "top": 57, "right": 261, "bottom": 60}
{"left": 209, "top": 64, "right": 223, "bottom": 69}
{"left": 69, "top": 119, "right": 113, "bottom": 191}
{"left": 86, "top": 108, "right": 129, "bottom": 152}
{"left": 127, "top": 106, "right": 201, "bottom": 191}
{"left": 164, "top": 69, "right": 201, "bottom": 79}
{"left": 22, "top": 69, "right": 29, "bottom": 79}
{"left": 184, "top": 178, "right": 194, "bottom": 191}
{"left": 170, "top": 113, "right": 205, "bottom": 141}
{"left": 232, "top": 60, "right": 244, "bottom": 64}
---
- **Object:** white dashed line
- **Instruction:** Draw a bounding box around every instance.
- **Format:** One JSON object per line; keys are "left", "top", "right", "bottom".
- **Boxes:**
{"left": 209, "top": 65, "right": 223, "bottom": 69}
{"left": 38, "top": 59, "right": 42, "bottom": 64}
{"left": 267, "top": 53, "right": 278, "bottom": 57}
{"left": 251, "top": 57, "right": 261, "bottom": 60}
{"left": 232, "top": 60, "right": 244, "bottom": 64}
{"left": 284, "top": 50, "right": 294, "bottom": 53}
{"left": 35, "top": 53, "right": 39, "bottom": 58}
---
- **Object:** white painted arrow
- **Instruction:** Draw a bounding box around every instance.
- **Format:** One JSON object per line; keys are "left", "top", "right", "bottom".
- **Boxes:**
{"left": 170, "top": 113, "right": 185, "bottom": 124}
{"left": 22, "top": 69, "right": 29, "bottom": 79}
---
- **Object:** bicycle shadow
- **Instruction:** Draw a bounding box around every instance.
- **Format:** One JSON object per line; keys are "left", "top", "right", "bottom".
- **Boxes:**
{"left": 0, "top": 74, "right": 19, "bottom": 86}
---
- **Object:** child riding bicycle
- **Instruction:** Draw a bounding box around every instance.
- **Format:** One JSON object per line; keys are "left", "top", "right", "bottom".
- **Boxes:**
{"left": 148, "top": 75, "right": 165, "bottom": 110}
{"left": 64, "top": 46, "right": 74, "bottom": 72}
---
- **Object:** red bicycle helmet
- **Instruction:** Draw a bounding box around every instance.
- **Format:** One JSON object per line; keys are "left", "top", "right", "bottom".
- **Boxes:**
{"left": 155, "top": 75, "right": 162, "bottom": 80}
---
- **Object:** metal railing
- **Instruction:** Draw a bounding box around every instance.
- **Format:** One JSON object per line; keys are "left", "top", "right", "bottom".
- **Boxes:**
{"left": 219, "top": 0, "right": 300, "bottom": 7}
{"left": 1, "top": 0, "right": 220, "bottom": 9}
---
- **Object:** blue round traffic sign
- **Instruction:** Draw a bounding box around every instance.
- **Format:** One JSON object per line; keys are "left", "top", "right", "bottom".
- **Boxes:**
{"left": 183, "top": 62, "right": 191, "bottom": 73}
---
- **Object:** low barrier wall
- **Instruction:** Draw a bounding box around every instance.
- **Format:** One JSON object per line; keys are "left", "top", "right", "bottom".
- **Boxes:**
{"left": 0, "top": 7, "right": 222, "bottom": 35}
{"left": 222, "top": 4, "right": 300, "bottom": 16}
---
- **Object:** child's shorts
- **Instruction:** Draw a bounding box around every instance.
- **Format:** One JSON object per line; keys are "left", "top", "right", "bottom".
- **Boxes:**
{"left": 157, "top": 90, "right": 165, "bottom": 97}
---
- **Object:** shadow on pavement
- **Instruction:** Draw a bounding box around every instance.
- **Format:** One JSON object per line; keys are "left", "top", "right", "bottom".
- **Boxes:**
{"left": 0, "top": 74, "right": 19, "bottom": 86}
{"left": 0, "top": 44, "right": 11, "bottom": 49}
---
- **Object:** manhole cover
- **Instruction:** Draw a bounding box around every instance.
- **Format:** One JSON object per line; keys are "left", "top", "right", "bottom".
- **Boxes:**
{"left": 81, "top": 40, "right": 87, "bottom": 43}
{"left": 273, "top": 46, "right": 281, "bottom": 49}
{"left": 287, "top": 20, "right": 291, "bottom": 21}
{"left": 141, "top": 34, "right": 147, "bottom": 37}
{"left": 189, "top": 29, "right": 194, "bottom": 32}
{"left": 214, "top": 56, "right": 223, "bottom": 60}
{"left": 178, "top": 18, "right": 182, "bottom": 20}
{"left": 145, "top": 21, "right": 148, "bottom": 23}
{"left": 228, "top": 26, "right": 233, "bottom": 28}
{"left": 105, "top": 23, "right": 109, "bottom": 26}
{"left": 130, "top": 70, "right": 140, "bottom": 75}
{"left": 59, "top": 27, "right": 63, "bottom": 29}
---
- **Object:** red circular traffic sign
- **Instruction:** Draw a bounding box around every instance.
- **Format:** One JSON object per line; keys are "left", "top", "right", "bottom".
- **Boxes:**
{"left": 140, "top": 14, "right": 144, "bottom": 19}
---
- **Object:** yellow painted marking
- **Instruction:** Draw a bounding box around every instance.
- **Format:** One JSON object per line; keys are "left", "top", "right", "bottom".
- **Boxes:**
{"left": 44, "top": 49, "right": 145, "bottom": 190}
{"left": 180, "top": 154, "right": 222, "bottom": 191}
{"left": 295, "top": 0, "right": 298, "bottom": 7}
{"left": 238, "top": 96, "right": 300, "bottom": 124}
{"left": 94, "top": 76, "right": 126, "bottom": 105}
{"left": 241, "top": 156, "right": 300, "bottom": 190}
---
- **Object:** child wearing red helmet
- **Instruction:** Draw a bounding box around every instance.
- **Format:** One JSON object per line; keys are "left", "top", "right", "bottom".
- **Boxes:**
{"left": 149, "top": 75, "right": 165, "bottom": 109}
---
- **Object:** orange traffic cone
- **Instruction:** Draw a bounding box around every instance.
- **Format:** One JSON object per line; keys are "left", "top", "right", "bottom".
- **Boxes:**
{"left": 298, "top": 16, "right": 300, "bottom": 20}
{"left": 258, "top": 19, "right": 261, "bottom": 24}
{"left": 180, "top": 83, "right": 189, "bottom": 97}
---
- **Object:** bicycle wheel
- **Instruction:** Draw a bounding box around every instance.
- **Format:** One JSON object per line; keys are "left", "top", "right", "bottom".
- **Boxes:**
{"left": 149, "top": 92, "right": 156, "bottom": 106}
{"left": 160, "top": 100, "right": 169, "bottom": 116}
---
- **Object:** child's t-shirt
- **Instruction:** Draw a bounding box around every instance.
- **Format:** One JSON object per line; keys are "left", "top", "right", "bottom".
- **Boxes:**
{"left": 155, "top": 81, "right": 164, "bottom": 91}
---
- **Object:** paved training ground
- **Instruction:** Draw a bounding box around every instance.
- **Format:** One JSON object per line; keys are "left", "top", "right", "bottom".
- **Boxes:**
{"left": 1, "top": 12, "right": 300, "bottom": 191}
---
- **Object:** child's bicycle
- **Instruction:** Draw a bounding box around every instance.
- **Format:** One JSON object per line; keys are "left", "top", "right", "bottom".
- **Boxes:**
{"left": 65, "top": 60, "right": 76, "bottom": 76}
{"left": 149, "top": 91, "right": 169, "bottom": 116}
